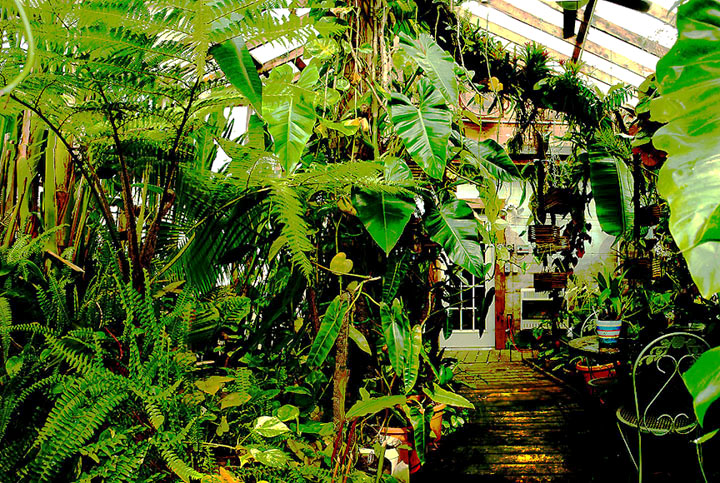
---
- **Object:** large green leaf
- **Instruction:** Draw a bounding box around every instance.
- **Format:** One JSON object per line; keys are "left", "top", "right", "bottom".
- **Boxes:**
{"left": 402, "top": 325, "right": 422, "bottom": 394}
{"left": 266, "top": 94, "right": 316, "bottom": 174}
{"left": 307, "top": 296, "right": 346, "bottom": 368}
{"left": 587, "top": 150, "right": 634, "bottom": 237}
{"left": 346, "top": 395, "right": 407, "bottom": 419}
{"left": 210, "top": 38, "right": 262, "bottom": 112}
{"left": 683, "top": 346, "right": 720, "bottom": 427}
{"left": 380, "top": 299, "right": 410, "bottom": 377}
{"left": 458, "top": 137, "right": 521, "bottom": 181}
{"left": 650, "top": 0, "right": 720, "bottom": 297}
{"left": 426, "top": 199, "right": 490, "bottom": 278}
{"left": 390, "top": 79, "right": 451, "bottom": 179}
{"left": 353, "top": 158, "right": 415, "bottom": 254}
{"left": 424, "top": 384, "right": 474, "bottom": 409}
{"left": 408, "top": 406, "right": 430, "bottom": 465}
{"left": 398, "top": 33, "right": 458, "bottom": 106}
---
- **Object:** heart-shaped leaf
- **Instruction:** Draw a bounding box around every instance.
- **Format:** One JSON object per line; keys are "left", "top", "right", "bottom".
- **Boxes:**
{"left": 329, "top": 252, "right": 353, "bottom": 274}
{"left": 390, "top": 79, "right": 451, "bottom": 179}
{"left": 220, "top": 392, "right": 251, "bottom": 409}
{"left": 195, "top": 376, "right": 234, "bottom": 395}
{"left": 253, "top": 416, "right": 291, "bottom": 437}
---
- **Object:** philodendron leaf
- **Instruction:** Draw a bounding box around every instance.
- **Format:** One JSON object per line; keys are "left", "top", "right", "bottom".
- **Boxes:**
{"left": 266, "top": 94, "right": 316, "bottom": 174}
{"left": 353, "top": 158, "right": 416, "bottom": 254}
{"left": 424, "top": 384, "right": 474, "bottom": 409}
{"left": 381, "top": 299, "right": 410, "bottom": 377}
{"left": 409, "top": 405, "right": 432, "bottom": 465}
{"left": 210, "top": 38, "right": 262, "bottom": 112}
{"left": 329, "top": 252, "right": 353, "bottom": 274}
{"left": 349, "top": 325, "right": 372, "bottom": 355}
{"left": 398, "top": 33, "right": 458, "bottom": 106}
{"left": 588, "top": 149, "right": 634, "bottom": 237}
{"left": 346, "top": 395, "right": 407, "bottom": 419}
{"left": 250, "top": 448, "right": 289, "bottom": 467}
{"left": 390, "top": 79, "right": 451, "bottom": 179}
{"left": 307, "top": 295, "right": 347, "bottom": 368}
{"left": 220, "top": 392, "right": 251, "bottom": 409}
{"left": 426, "top": 199, "right": 490, "bottom": 278}
{"left": 683, "top": 346, "right": 720, "bottom": 427}
{"left": 253, "top": 416, "right": 291, "bottom": 437}
{"left": 649, "top": 0, "right": 720, "bottom": 297}
{"left": 194, "top": 376, "right": 234, "bottom": 395}
{"left": 458, "top": 136, "right": 521, "bottom": 181}
{"left": 402, "top": 325, "right": 422, "bottom": 394}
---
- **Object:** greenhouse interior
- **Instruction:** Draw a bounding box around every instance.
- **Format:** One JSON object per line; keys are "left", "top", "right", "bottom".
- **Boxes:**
{"left": 1, "top": 0, "right": 720, "bottom": 481}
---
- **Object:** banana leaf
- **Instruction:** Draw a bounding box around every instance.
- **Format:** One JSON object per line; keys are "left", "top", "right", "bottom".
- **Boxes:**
{"left": 587, "top": 150, "right": 634, "bottom": 237}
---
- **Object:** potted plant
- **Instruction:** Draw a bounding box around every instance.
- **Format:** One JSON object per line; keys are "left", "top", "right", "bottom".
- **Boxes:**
{"left": 595, "top": 269, "right": 634, "bottom": 346}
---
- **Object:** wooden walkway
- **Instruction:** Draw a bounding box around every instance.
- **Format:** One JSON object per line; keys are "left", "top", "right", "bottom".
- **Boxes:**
{"left": 415, "top": 349, "right": 630, "bottom": 482}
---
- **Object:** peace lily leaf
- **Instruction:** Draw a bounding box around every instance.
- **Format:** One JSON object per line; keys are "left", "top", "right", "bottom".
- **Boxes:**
{"left": 402, "top": 325, "right": 422, "bottom": 394}
{"left": 253, "top": 416, "right": 291, "bottom": 437}
{"left": 426, "top": 199, "right": 488, "bottom": 278}
{"left": 194, "top": 376, "right": 234, "bottom": 395}
{"left": 307, "top": 295, "right": 347, "bottom": 368}
{"left": 398, "top": 33, "right": 458, "bottom": 106}
{"left": 381, "top": 299, "right": 409, "bottom": 377}
{"left": 353, "top": 158, "right": 416, "bottom": 254}
{"left": 424, "top": 384, "right": 474, "bottom": 409}
{"left": 650, "top": 0, "right": 720, "bottom": 297}
{"left": 265, "top": 94, "right": 316, "bottom": 174}
{"left": 276, "top": 404, "right": 300, "bottom": 422}
{"left": 346, "top": 395, "right": 407, "bottom": 419}
{"left": 220, "top": 392, "right": 251, "bottom": 409}
{"left": 683, "top": 346, "right": 720, "bottom": 427}
{"left": 458, "top": 136, "right": 520, "bottom": 181}
{"left": 210, "top": 38, "right": 262, "bottom": 112}
{"left": 390, "top": 79, "right": 451, "bottom": 179}
{"left": 349, "top": 325, "right": 372, "bottom": 355}
{"left": 329, "top": 252, "right": 353, "bottom": 274}
{"left": 587, "top": 150, "right": 634, "bottom": 237}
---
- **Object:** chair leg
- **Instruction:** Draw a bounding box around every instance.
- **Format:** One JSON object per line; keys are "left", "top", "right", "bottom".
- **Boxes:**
{"left": 697, "top": 441, "right": 709, "bottom": 483}
{"left": 616, "top": 421, "right": 638, "bottom": 470}
{"left": 637, "top": 427, "right": 643, "bottom": 483}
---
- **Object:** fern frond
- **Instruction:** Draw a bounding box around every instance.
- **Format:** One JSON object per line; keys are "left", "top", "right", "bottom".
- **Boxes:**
{"left": 268, "top": 183, "right": 314, "bottom": 281}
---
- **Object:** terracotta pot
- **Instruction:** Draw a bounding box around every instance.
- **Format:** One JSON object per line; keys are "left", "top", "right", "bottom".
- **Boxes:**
{"left": 429, "top": 404, "right": 446, "bottom": 441}
{"left": 380, "top": 426, "right": 422, "bottom": 474}
{"left": 575, "top": 361, "right": 619, "bottom": 396}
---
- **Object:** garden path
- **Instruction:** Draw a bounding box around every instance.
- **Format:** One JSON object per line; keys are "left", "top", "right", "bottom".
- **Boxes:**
{"left": 414, "top": 349, "right": 629, "bottom": 482}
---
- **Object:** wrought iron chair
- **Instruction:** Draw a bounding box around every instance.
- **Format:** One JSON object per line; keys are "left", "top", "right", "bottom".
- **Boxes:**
{"left": 616, "top": 331, "right": 710, "bottom": 482}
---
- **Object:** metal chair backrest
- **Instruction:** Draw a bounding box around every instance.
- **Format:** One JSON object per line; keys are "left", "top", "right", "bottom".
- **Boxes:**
{"left": 631, "top": 331, "right": 710, "bottom": 436}
{"left": 578, "top": 311, "right": 597, "bottom": 337}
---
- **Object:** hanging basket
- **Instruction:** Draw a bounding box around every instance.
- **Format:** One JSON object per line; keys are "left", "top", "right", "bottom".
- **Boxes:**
{"left": 637, "top": 204, "right": 664, "bottom": 227}
{"left": 626, "top": 257, "right": 662, "bottom": 280}
{"left": 529, "top": 225, "right": 569, "bottom": 253}
{"left": 543, "top": 187, "right": 573, "bottom": 215}
{"left": 534, "top": 272, "right": 569, "bottom": 291}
